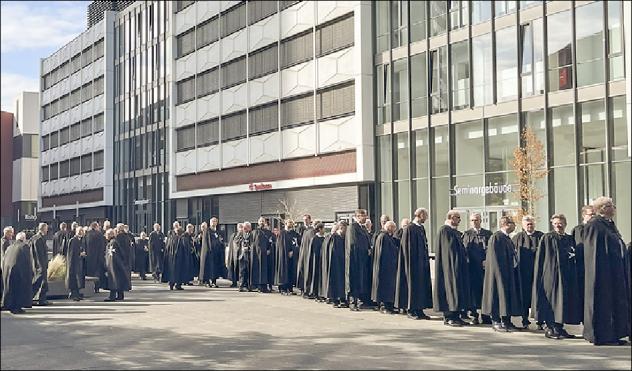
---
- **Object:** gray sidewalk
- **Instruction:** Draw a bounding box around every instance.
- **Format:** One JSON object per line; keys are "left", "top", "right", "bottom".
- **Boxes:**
{"left": 1, "top": 280, "right": 630, "bottom": 370}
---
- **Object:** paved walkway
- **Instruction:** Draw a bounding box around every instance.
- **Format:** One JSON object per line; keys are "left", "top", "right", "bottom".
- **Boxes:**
{"left": 1, "top": 279, "right": 630, "bottom": 370}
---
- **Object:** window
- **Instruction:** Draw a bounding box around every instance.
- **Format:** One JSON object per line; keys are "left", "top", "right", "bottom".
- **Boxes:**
{"left": 495, "top": 1, "right": 516, "bottom": 17}
{"left": 93, "top": 77, "right": 104, "bottom": 96}
{"left": 472, "top": 33, "right": 493, "bottom": 106}
{"left": 608, "top": 1, "right": 624, "bottom": 80}
{"left": 248, "top": 0, "right": 277, "bottom": 25}
{"left": 280, "top": 1, "right": 301, "bottom": 10}
{"left": 281, "top": 30, "right": 313, "bottom": 68}
{"left": 281, "top": 93, "right": 313, "bottom": 128}
{"left": 550, "top": 104, "right": 575, "bottom": 166}
{"left": 70, "top": 123, "right": 81, "bottom": 141}
{"left": 177, "top": 76, "right": 195, "bottom": 104}
{"left": 411, "top": 53, "right": 428, "bottom": 117}
{"left": 392, "top": 59, "right": 408, "bottom": 121}
{"left": 197, "top": 16, "right": 219, "bottom": 49}
{"left": 222, "top": 110, "right": 247, "bottom": 141}
{"left": 197, "top": 67, "right": 219, "bottom": 97}
{"left": 50, "top": 163, "right": 59, "bottom": 180}
{"left": 70, "top": 88, "right": 81, "bottom": 107}
{"left": 410, "top": 0, "right": 426, "bottom": 42}
{"left": 93, "top": 151, "right": 104, "bottom": 170}
{"left": 496, "top": 26, "right": 518, "bottom": 101}
{"left": 375, "top": 0, "right": 389, "bottom": 53}
{"left": 520, "top": 1, "right": 540, "bottom": 9}
{"left": 249, "top": 44, "right": 278, "bottom": 80}
{"left": 176, "top": 28, "right": 195, "bottom": 58}
{"left": 59, "top": 160, "right": 70, "bottom": 178}
{"left": 221, "top": 2, "right": 246, "bottom": 38}
{"left": 94, "top": 39, "right": 104, "bottom": 59}
{"left": 42, "top": 134, "right": 50, "bottom": 151}
{"left": 379, "top": 135, "right": 393, "bottom": 181}
{"left": 70, "top": 157, "right": 81, "bottom": 176}
{"left": 432, "top": 125, "right": 450, "bottom": 176}
{"left": 249, "top": 103, "right": 278, "bottom": 135}
{"left": 317, "top": 81, "right": 355, "bottom": 121}
{"left": 176, "top": 125, "right": 195, "bottom": 152}
{"left": 81, "top": 46, "right": 92, "bottom": 67}
{"left": 390, "top": 1, "right": 408, "bottom": 48}
{"left": 50, "top": 131, "right": 59, "bottom": 148}
{"left": 197, "top": 118, "right": 220, "bottom": 146}
{"left": 396, "top": 132, "right": 409, "bottom": 180}
{"left": 81, "top": 118, "right": 92, "bottom": 138}
{"left": 429, "top": 1, "right": 447, "bottom": 36}
{"left": 376, "top": 64, "right": 390, "bottom": 125}
{"left": 449, "top": 0, "right": 469, "bottom": 30}
{"left": 579, "top": 100, "right": 606, "bottom": 164}
{"left": 451, "top": 41, "right": 469, "bottom": 109}
{"left": 59, "top": 127, "right": 70, "bottom": 146}
{"left": 221, "top": 57, "right": 246, "bottom": 89}
{"left": 471, "top": 1, "right": 492, "bottom": 24}
{"left": 317, "top": 14, "right": 354, "bottom": 57}
{"left": 42, "top": 166, "right": 49, "bottom": 182}
{"left": 93, "top": 114, "right": 104, "bottom": 133}
{"left": 175, "top": 0, "right": 194, "bottom": 13}
{"left": 414, "top": 129, "right": 429, "bottom": 178}
{"left": 430, "top": 46, "right": 448, "bottom": 113}
{"left": 487, "top": 115, "right": 519, "bottom": 172}
{"left": 82, "top": 82, "right": 93, "bottom": 103}
{"left": 547, "top": 10, "right": 572, "bottom": 91}
{"left": 520, "top": 19, "right": 544, "bottom": 96}
{"left": 81, "top": 153, "right": 92, "bottom": 173}
{"left": 455, "top": 120, "right": 484, "bottom": 174}
{"left": 71, "top": 54, "right": 81, "bottom": 73}
{"left": 576, "top": 2, "right": 604, "bottom": 87}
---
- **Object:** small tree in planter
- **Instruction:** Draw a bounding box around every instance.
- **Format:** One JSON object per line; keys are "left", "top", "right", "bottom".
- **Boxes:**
{"left": 47, "top": 254, "right": 67, "bottom": 281}
{"left": 511, "top": 126, "right": 548, "bottom": 223}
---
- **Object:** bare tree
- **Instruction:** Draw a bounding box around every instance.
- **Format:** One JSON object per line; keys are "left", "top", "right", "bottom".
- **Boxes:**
{"left": 276, "top": 198, "right": 307, "bottom": 224}
{"left": 511, "top": 126, "right": 548, "bottom": 222}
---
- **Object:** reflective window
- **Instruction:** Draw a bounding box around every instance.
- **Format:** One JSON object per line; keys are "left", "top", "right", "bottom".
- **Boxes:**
{"left": 451, "top": 40, "right": 469, "bottom": 110}
{"left": 520, "top": 19, "right": 544, "bottom": 96}
{"left": 379, "top": 135, "right": 393, "bottom": 182}
{"left": 523, "top": 110, "right": 547, "bottom": 159}
{"left": 455, "top": 120, "right": 484, "bottom": 174}
{"left": 414, "top": 128, "right": 429, "bottom": 178}
{"left": 472, "top": 33, "right": 493, "bottom": 106}
{"left": 249, "top": 45, "right": 277, "bottom": 80}
{"left": 397, "top": 181, "right": 411, "bottom": 220}
{"left": 454, "top": 174, "right": 485, "bottom": 207}
{"left": 197, "top": 16, "right": 219, "bottom": 49}
{"left": 393, "top": 58, "right": 408, "bottom": 121}
{"left": 552, "top": 166, "right": 577, "bottom": 224}
{"left": 176, "top": 125, "right": 195, "bottom": 152}
{"left": 520, "top": 1, "right": 540, "bottom": 9}
{"left": 496, "top": 26, "right": 518, "bottom": 101}
{"left": 376, "top": 64, "right": 391, "bottom": 125}
{"left": 396, "top": 132, "right": 409, "bottom": 180}
{"left": 431, "top": 176, "right": 450, "bottom": 251}
{"left": 248, "top": 0, "right": 277, "bottom": 25}
{"left": 430, "top": 46, "right": 448, "bottom": 113}
{"left": 449, "top": 1, "right": 468, "bottom": 30}
{"left": 495, "top": 1, "right": 517, "bottom": 17}
{"left": 487, "top": 115, "right": 519, "bottom": 172}
{"left": 550, "top": 104, "right": 575, "bottom": 166}
{"left": 579, "top": 100, "right": 606, "bottom": 164}
{"left": 281, "top": 93, "right": 313, "bottom": 128}
{"left": 380, "top": 182, "right": 394, "bottom": 220}
{"left": 612, "top": 161, "right": 631, "bottom": 241}
{"left": 547, "top": 10, "right": 573, "bottom": 91}
{"left": 391, "top": 0, "right": 408, "bottom": 48}
{"left": 471, "top": 1, "right": 492, "bottom": 24}
{"left": 281, "top": 30, "right": 313, "bottom": 68}
{"left": 375, "top": 0, "right": 389, "bottom": 53}
{"left": 429, "top": 1, "right": 447, "bottom": 37}
{"left": 432, "top": 125, "right": 450, "bottom": 176}
{"left": 576, "top": 2, "right": 604, "bottom": 87}
{"left": 411, "top": 53, "right": 428, "bottom": 117}
{"left": 415, "top": 179, "right": 429, "bottom": 212}
{"left": 607, "top": 1, "right": 624, "bottom": 80}
{"left": 610, "top": 96, "right": 628, "bottom": 161}
{"left": 221, "top": 110, "right": 247, "bottom": 141}
{"left": 410, "top": 0, "right": 426, "bottom": 42}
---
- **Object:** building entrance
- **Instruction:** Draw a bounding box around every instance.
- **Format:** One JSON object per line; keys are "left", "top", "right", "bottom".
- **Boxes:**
{"left": 451, "top": 207, "right": 518, "bottom": 232}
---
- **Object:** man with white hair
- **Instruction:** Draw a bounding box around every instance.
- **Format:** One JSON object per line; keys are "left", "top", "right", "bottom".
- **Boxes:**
{"left": 238, "top": 222, "right": 253, "bottom": 291}
{"left": 511, "top": 215, "right": 545, "bottom": 329}
{"left": 52, "top": 223, "right": 67, "bottom": 256}
{"left": 85, "top": 222, "right": 107, "bottom": 293}
{"left": 462, "top": 212, "right": 493, "bottom": 324}
{"left": 251, "top": 217, "right": 273, "bottom": 293}
{"left": 346, "top": 209, "right": 372, "bottom": 311}
{"left": 31, "top": 223, "right": 50, "bottom": 306}
{"left": 227, "top": 223, "right": 244, "bottom": 287}
{"left": 583, "top": 196, "right": 630, "bottom": 346}
{"left": 571, "top": 205, "right": 594, "bottom": 321}
{"left": 1, "top": 226, "right": 15, "bottom": 300}
{"left": 66, "top": 227, "right": 87, "bottom": 301}
{"left": 371, "top": 220, "right": 399, "bottom": 314}
{"left": 1, "top": 231, "right": 33, "bottom": 314}
{"left": 148, "top": 223, "right": 165, "bottom": 282}
{"left": 434, "top": 210, "right": 470, "bottom": 327}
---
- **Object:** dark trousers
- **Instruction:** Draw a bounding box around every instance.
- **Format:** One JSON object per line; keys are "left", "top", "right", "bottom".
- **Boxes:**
{"left": 239, "top": 257, "right": 250, "bottom": 288}
{"left": 69, "top": 288, "right": 81, "bottom": 299}
{"left": 108, "top": 290, "right": 124, "bottom": 300}
{"left": 444, "top": 311, "right": 460, "bottom": 320}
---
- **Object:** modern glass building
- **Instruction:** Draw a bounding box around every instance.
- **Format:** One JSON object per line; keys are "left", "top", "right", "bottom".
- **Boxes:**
{"left": 373, "top": 0, "right": 631, "bottom": 248}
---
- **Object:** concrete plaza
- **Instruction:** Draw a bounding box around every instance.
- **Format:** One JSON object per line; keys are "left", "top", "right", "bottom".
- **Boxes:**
{"left": 1, "top": 279, "right": 630, "bottom": 370}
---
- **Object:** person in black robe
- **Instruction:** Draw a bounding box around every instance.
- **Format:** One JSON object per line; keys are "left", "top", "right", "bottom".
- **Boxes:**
{"left": 184, "top": 224, "right": 198, "bottom": 285}
{"left": 434, "top": 210, "right": 471, "bottom": 327}
{"left": 482, "top": 216, "right": 522, "bottom": 332}
{"left": 66, "top": 227, "right": 86, "bottom": 301}
{"left": 532, "top": 214, "right": 581, "bottom": 339}
{"left": 104, "top": 228, "right": 130, "bottom": 301}
{"left": 52, "top": 222, "right": 67, "bottom": 256}
{"left": 115, "top": 224, "right": 133, "bottom": 290}
{"left": 395, "top": 208, "right": 433, "bottom": 320}
{"left": 162, "top": 226, "right": 191, "bottom": 290}
{"left": 461, "top": 212, "right": 493, "bottom": 324}
{"left": 227, "top": 223, "right": 243, "bottom": 288}
{"left": 1, "top": 232, "right": 33, "bottom": 314}
{"left": 394, "top": 218, "right": 410, "bottom": 241}
{"left": 511, "top": 216, "right": 544, "bottom": 329}
{"left": 209, "top": 218, "right": 226, "bottom": 287}
{"left": 148, "top": 223, "right": 165, "bottom": 282}
{"left": 85, "top": 222, "right": 106, "bottom": 293}
{"left": 371, "top": 221, "right": 399, "bottom": 314}
{"left": 319, "top": 224, "right": 338, "bottom": 302}
{"left": 1, "top": 226, "right": 15, "bottom": 302}
{"left": 305, "top": 223, "right": 325, "bottom": 299}
{"left": 582, "top": 196, "right": 630, "bottom": 346}
{"left": 345, "top": 209, "right": 372, "bottom": 311}
{"left": 30, "top": 223, "right": 50, "bottom": 306}
{"left": 571, "top": 205, "right": 594, "bottom": 323}
{"left": 296, "top": 217, "right": 315, "bottom": 296}
{"left": 198, "top": 222, "right": 212, "bottom": 286}
{"left": 275, "top": 220, "right": 300, "bottom": 295}
{"left": 133, "top": 232, "right": 149, "bottom": 280}
{"left": 194, "top": 225, "right": 204, "bottom": 282}
{"left": 251, "top": 217, "right": 272, "bottom": 292}
{"left": 327, "top": 221, "right": 347, "bottom": 307}
{"left": 267, "top": 226, "right": 278, "bottom": 292}
{"left": 238, "top": 223, "right": 253, "bottom": 291}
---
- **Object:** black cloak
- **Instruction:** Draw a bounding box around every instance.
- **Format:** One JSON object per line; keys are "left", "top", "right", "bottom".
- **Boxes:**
{"left": 66, "top": 236, "right": 86, "bottom": 291}
{"left": 148, "top": 231, "right": 165, "bottom": 274}
{"left": 1, "top": 241, "right": 33, "bottom": 310}
{"left": 433, "top": 225, "right": 470, "bottom": 313}
{"left": 462, "top": 228, "right": 493, "bottom": 310}
{"left": 395, "top": 223, "right": 433, "bottom": 311}
{"left": 345, "top": 222, "right": 372, "bottom": 299}
{"left": 481, "top": 231, "right": 522, "bottom": 318}
{"left": 371, "top": 231, "right": 399, "bottom": 304}
{"left": 327, "top": 233, "right": 346, "bottom": 300}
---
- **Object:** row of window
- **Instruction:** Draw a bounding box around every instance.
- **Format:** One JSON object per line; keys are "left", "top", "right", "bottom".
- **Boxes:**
{"left": 42, "top": 77, "right": 105, "bottom": 121}
{"left": 176, "top": 80, "right": 355, "bottom": 151}
{"left": 41, "top": 114, "right": 105, "bottom": 151}
{"left": 42, "top": 39, "right": 104, "bottom": 91}
{"left": 377, "top": 1, "right": 625, "bottom": 124}
{"left": 41, "top": 151, "right": 104, "bottom": 182}
{"left": 176, "top": 14, "right": 354, "bottom": 105}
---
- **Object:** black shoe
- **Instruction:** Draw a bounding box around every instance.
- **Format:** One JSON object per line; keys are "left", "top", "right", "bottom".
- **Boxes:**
{"left": 481, "top": 316, "right": 493, "bottom": 325}
{"left": 230, "top": 283, "right": 238, "bottom": 288}
{"left": 503, "top": 322, "right": 518, "bottom": 332}
{"left": 558, "top": 329, "right": 577, "bottom": 339}
{"left": 536, "top": 323, "right": 545, "bottom": 331}
{"left": 10, "top": 308, "right": 26, "bottom": 314}
{"left": 239, "top": 287, "right": 247, "bottom": 292}
{"left": 545, "top": 328, "right": 561, "bottom": 339}
{"left": 492, "top": 322, "right": 508, "bottom": 332}
{"left": 521, "top": 320, "right": 531, "bottom": 330}
{"left": 417, "top": 312, "right": 431, "bottom": 320}
{"left": 445, "top": 319, "right": 463, "bottom": 327}
{"left": 94, "top": 287, "right": 100, "bottom": 294}
{"left": 175, "top": 285, "right": 184, "bottom": 290}
{"left": 104, "top": 298, "right": 116, "bottom": 302}
{"left": 71, "top": 297, "right": 81, "bottom": 302}
{"left": 408, "top": 313, "right": 422, "bottom": 320}
{"left": 455, "top": 318, "right": 470, "bottom": 326}
{"left": 471, "top": 317, "right": 481, "bottom": 325}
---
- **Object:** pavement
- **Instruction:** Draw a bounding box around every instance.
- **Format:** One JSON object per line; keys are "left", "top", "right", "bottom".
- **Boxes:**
{"left": 1, "top": 279, "right": 630, "bottom": 370}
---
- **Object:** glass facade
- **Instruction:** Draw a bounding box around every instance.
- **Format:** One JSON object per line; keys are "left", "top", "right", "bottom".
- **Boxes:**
{"left": 374, "top": 1, "right": 631, "bottom": 246}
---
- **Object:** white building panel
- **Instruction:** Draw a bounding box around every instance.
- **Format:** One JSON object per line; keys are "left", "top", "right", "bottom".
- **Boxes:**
{"left": 175, "top": 100, "right": 196, "bottom": 128}
{"left": 69, "top": 175, "right": 81, "bottom": 193}
{"left": 249, "top": 13, "right": 278, "bottom": 52}
{"left": 71, "top": 71, "right": 82, "bottom": 90}
{"left": 221, "top": 28, "right": 247, "bottom": 63}
{"left": 318, "top": 115, "right": 356, "bottom": 154}
{"left": 250, "top": 131, "right": 280, "bottom": 164}
{"left": 92, "top": 169, "right": 105, "bottom": 189}
{"left": 93, "top": 95, "right": 104, "bottom": 112}
{"left": 221, "top": 1, "right": 239, "bottom": 12}
{"left": 221, "top": 83, "right": 247, "bottom": 114}
{"left": 197, "top": 145, "right": 221, "bottom": 172}
{"left": 81, "top": 100, "right": 93, "bottom": 120}
{"left": 71, "top": 37, "right": 81, "bottom": 57}
{"left": 281, "top": 60, "right": 314, "bottom": 98}
{"left": 197, "top": 41, "right": 220, "bottom": 72}
{"left": 69, "top": 139, "right": 81, "bottom": 158}
{"left": 197, "top": 0, "right": 220, "bottom": 24}
{"left": 175, "top": 53, "right": 196, "bottom": 81}
{"left": 197, "top": 92, "right": 221, "bottom": 122}
{"left": 176, "top": 150, "right": 196, "bottom": 175}
{"left": 58, "top": 177, "right": 70, "bottom": 195}
{"left": 317, "top": 1, "right": 355, "bottom": 24}
{"left": 92, "top": 132, "right": 105, "bottom": 151}
{"left": 317, "top": 47, "right": 355, "bottom": 88}
{"left": 82, "top": 64, "right": 94, "bottom": 84}
{"left": 71, "top": 106, "right": 81, "bottom": 124}
{"left": 282, "top": 124, "right": 316, "bottom": 159}
{"left": 94, "top": 57, "right": 104, "bottom": 77}
{"left": 175, "top": 3, "right": 196, "bottom": 36}
{"left": 280, "top": 0, "right": 314, "bottom": 39}
{"left": 222, "top": 138, "right": 248, "bottom": 168}
{"left": 80, "top": 173, "right": 91, "bottom": 191}
{"left": 249, "top": 72, "right": 279, "bottom": 106}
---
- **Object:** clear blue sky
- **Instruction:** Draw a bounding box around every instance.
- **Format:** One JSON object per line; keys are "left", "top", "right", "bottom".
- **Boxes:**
{"left": 1, "top": 0, "right": 90, "bottom": 112}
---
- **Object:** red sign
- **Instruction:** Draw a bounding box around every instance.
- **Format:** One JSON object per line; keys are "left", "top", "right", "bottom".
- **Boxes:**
{"left": 248, "top": 183, "right": 272, "bottom": 191}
